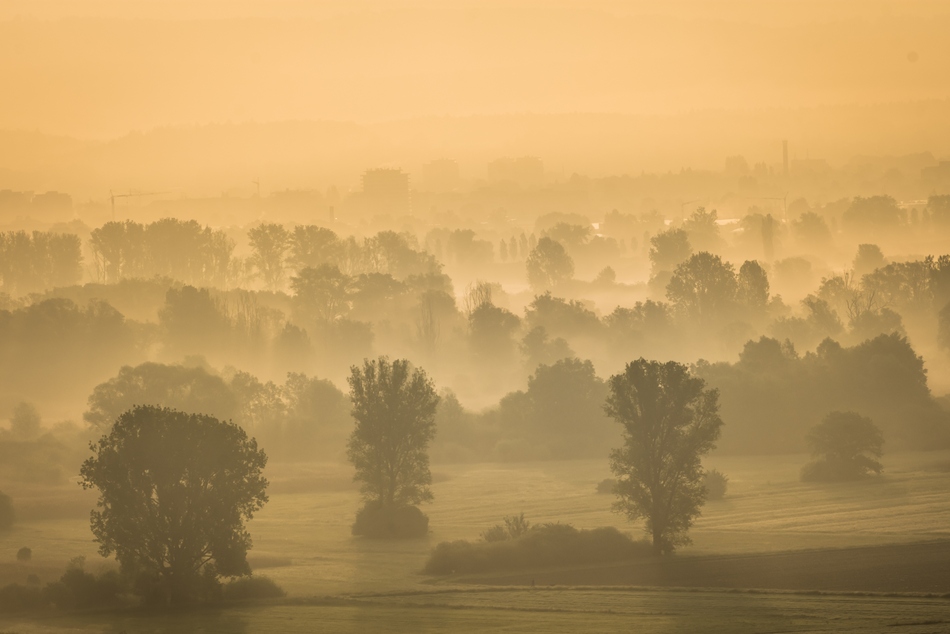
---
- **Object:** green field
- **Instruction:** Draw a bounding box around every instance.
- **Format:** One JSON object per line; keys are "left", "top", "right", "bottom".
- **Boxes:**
{"left": 1, "top": 451, "right": 949, "bottom": 632}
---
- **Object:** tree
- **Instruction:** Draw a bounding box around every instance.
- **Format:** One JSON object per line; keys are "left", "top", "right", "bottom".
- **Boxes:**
{"left": 666, "top": 252, "right": 738, "bottom": 322}
{"left": 605, "top": 359, "right": 724, "bottom": 554}
{"left": 79, "top": 406, "right": 268, "bottom": 605}
{"left": 347, "top": 358, "right": 439, "bottom": 536}
{"left": 648, "top": 228, "right": 691, "bottom": 275}
{"left": 526, "top": 237, "right": 574, "bottom": 290}
{"left": 84, "top": 362, "right": 238, "bottom": 430}
{"left": 248, "top": 223, "right": 291, "bottom": 290}
{"left": 737, "top": 260, "right": 770, "bottom": 310}
{"left": 801, "top": 411, "right": 884, "bottom": 482}
{"left": 682, "top": 207, "right": 722, "bottom": 252}
{"left": 10, "top": 402, "right": 41, "bottom": 440}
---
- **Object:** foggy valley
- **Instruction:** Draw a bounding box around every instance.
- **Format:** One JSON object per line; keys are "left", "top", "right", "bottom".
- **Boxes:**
{"left": 1, "top": 1, "right": 949, "bottom": 632}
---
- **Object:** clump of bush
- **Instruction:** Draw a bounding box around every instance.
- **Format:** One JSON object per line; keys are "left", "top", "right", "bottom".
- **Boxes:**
{"left": 45, "top": 558, "right": 124, "bottom": 611}
{"left": 221, "top": 576, "right": 285, "bottom": 602}
{"left": 595, "top": 478, "right": 618, "bottom": 494}
{"left": 352, "top": 501, "right": 429, "bottom": 538}
{"left": 801, "top": 411, "right": 884, "bottom": 482}
{"left": 0, "top": 557, "right": 123, "bottom": 614}
{"left": 702, "top": 469, "right": 729, "bottom": 500}
{"left": 424, "top": 520, "right": 652, "bottom": 575}
{"left": 16, "top": 547, "right": 31, "bottom": 562}
{"left": 480, "top": 513, "right": 530, "bottom": 542}
{"left": 0, "top": 491, "right": 14, "bottom": 530}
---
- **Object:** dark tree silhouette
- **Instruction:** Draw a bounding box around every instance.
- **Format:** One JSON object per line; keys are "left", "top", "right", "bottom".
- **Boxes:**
{"left": 347, "top": 357, "right": 440, "bottom": 536}
{"left": 648, "top": 228, "right": 692, "bottom": 275}
{"left": 526, "top": 237, "right": 574, "bottom": 289}
{"left": 248, "top": 223, "right": 291, "bottom": 290}
{"left": 737, "top": 260, "right": 770, "bottom": 309}
{"left": 606, "top": 359, "right": 723, "bottom": 554}
{"left": 79, "top": 406, "right": 268, "bottom": 605}
{"left": 84, "top": 362, "right": 238, "bottom": 429}
{"left": 666, "top": 252, "right": 738, "bottom": 322}
{"left": 801, "top": 411, "right": 884, "bottom": 482}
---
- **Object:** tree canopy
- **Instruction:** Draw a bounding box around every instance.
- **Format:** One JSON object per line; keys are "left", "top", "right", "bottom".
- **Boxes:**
{"left": 605, "top": 359, "right": 723, "bottom": 554}
{"left": 801, "top": 411, "right": 884, "bottom": 482}
{"left": 347, "top": 357, "right": 440, "bottom": 510}
{"left": 79, "top": 406, "right": 268, "bottom": 605}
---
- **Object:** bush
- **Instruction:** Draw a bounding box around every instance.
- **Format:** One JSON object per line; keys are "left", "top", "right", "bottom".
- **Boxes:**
{"left": 801, "top": 456, "right": 884, "bottom": 482}
{"left": 481, "top": 513, "right": 530, "bottom": 542}
{"left": 16, "top": 547, "right": 31, "bottom": 562}
{"left": 221, "top": 576, "right": 285, "bottom": 602}
{"left": 352, "top": 501, "right": 429, "bottom": 538}
{"left": 0, "top": 583, "right": 47, "bottom": 613}
{"left": 0, "top": 491, "right": 14, "bottom": 530}
{"left": 45, "top": 559, "right": 123, "bottom": 611}
{"left": 424, "top": 523, "right": 652, "bottom": 575}
{"left": 702, "top": 469, "right": 728, "bottom": 500}
{"left": 596, "top": 478, "right": 618, "bottom": 494}
{"left": 801, "top": 411, "right": 885, "bottom": 482}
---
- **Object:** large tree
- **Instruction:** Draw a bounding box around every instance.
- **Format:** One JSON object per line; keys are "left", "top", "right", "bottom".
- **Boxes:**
{"left": 79, "top": 406, "right": 268, "bottom": 605}
{"left": 347, "top": 357, "right": 440, "bottom": 514}
{"left": 605, "top": 359, "right": 724, "bottom": 554}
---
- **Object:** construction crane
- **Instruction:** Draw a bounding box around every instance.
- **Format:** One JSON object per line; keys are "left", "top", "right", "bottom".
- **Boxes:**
{"left": 109, "top": 190, "right": 170, "bottom": 221}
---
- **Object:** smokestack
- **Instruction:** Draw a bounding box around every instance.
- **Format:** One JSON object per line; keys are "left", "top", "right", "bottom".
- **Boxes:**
{"left": 783, "top": 140, "right": 789, "bottom": 177}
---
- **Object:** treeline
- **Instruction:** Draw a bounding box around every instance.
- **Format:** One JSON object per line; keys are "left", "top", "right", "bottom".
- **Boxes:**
{"left": 0, "top": 231, "right": 81, "bottom": 295}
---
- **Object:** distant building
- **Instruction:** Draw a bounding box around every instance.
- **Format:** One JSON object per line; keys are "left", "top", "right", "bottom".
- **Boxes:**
{"left": 361, "top": 168, "right": 410, "bottom": 215}
{"left": 421, "top": 159, "right": 461, "bottom": 192}
{"left": 487, "top": 156, "right": 544, "bottom": 188}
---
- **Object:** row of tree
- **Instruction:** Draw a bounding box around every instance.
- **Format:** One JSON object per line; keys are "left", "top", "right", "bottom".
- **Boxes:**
{"left": 0, "top": 231, "right": 81, "bottom": 295}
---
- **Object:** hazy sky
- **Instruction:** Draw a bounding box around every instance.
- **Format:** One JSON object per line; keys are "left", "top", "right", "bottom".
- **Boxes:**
{"left": 1, "top": 0, "right": 948, "bottom": 139}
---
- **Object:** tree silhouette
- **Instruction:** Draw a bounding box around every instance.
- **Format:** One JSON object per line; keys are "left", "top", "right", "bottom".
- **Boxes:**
{"left": 737, "top": 260, "right": 770, "bottom": 310}
{"left": 526, "top": 237, "right": 574, "bottom": 290}
{"left": 347, "top": 357, "right": 440, "bottom": 532}
{"left": 649, "top": 228, "right": 692, "bottom": 276}
{"left": 80, "top": 406, "right": 268, "bottom": 605}
{"left": 666, "top": 252, "right": 738, "bottom": 322}
{"left": 248, "top": 223, "right": 291, "bottom": 290}
{"left": 84, "top": 362, "right": 238, "bottom": 429}
{"left": 801, "top": 411, "right": 884, "bottom": 481}
{"left": 606, "top": 359, "right": 723, "bottom": 553}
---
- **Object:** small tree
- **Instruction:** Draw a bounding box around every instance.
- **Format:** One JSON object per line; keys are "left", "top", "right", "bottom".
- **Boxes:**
{"left": 79, "top": 406, "right": 268, "bottom": 605}
{"left": 347, "top": 357, "right": 440, "bottom": 537}
{"left": 605, "top": 359, "right": 724, "bottom": 554}
{"left": 801, "top": 411, "right": 884, "bottom": 482}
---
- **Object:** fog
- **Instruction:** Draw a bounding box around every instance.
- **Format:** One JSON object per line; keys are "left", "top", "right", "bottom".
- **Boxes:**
{"left": 1, "top": 0, "right": 949, "bottom": 628}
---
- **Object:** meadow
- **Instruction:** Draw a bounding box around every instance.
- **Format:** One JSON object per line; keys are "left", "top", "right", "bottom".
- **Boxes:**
{"left": 1, "top": 450, "right": 949, "bottom": 632}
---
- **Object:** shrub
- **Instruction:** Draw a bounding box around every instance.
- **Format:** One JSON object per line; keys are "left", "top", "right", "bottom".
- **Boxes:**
{"left": 45, "top": 559, "right": 123, "bottom": 611}
{"left": 221, "top": 576, "right": 285, "bottom": 602}
{"left": 16, "top": 547, "right": 31, "bottom": 562}
{"left": 801, "top": 411, "right": 884, "bottom": 482}
{"left": 0, "top": 492, "right": 14, "bottom": 530}
{"left": 0, "top": 583, "right": 47, "bottom": 613}
{"left": 424, "top": 523, "right": 652, "bottom": 575}
{"left": 596, "top": 478, "right": 618, "bottom": 494}
{"left": 703, "top": 469, "right": 728, "bottom": 500}
{"left": 352, "top": 501, "right": 429, "bottom": 538}
{"left": 481, "top": 513, "right": 531, "bottom": 542}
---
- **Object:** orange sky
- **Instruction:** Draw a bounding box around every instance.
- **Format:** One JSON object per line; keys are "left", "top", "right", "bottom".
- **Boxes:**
{"left": 1, "top": 0, "right": 948, "bottom": 139}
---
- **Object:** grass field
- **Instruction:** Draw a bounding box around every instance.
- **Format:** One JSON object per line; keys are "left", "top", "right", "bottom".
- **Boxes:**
{"left": 1, "top": 450, "right": 949, "bottom": 631}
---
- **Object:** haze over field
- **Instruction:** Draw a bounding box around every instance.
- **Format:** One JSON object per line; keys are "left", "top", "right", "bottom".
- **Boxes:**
{"left": 2, "top": 1, "right": 950, "bottom": 631}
